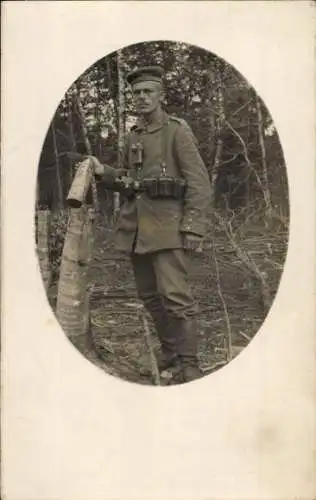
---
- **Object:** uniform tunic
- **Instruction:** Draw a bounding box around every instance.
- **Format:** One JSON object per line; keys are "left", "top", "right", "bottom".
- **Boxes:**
{"left": 109, "top": 111, "right": 212, "bottom": 254}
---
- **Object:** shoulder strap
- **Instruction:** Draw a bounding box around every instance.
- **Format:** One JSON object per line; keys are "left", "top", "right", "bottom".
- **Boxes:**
{"left": 161, "top": 120, "right": 172, "bottom": 174}
{"left": 169, "top": 115, "right": 185, "bottom": 126}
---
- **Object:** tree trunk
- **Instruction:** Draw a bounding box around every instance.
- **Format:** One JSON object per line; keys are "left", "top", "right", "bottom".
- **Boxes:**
{"left": 94, "top": 65, "right": 102, "bottom": 159}
{"left": 67, "top": 158, "right": 94, "bottom": 207}
{"left": 51, "top": 119, "right": 63, "bottom": 209}
{"left": 114, "top": 50, "right": 125, "bottom": 223}
{"left": 210, "top": 60, "right": 225, "bottom": 205}
{"left": 67, "top": 99, "right": 77, "bottom": 189}
{"left": 36, "top": 209, "right": 52, "bottom": 291}
{"left": 256, "top": 96, "right": 272, "bottom": 216}
{"left": 73, "top": 86, "right": 99, "bottom": 211}
{"left": 36, "top": 180, "right": 39, "bottom": 208}
{"left": 212, "top": 91, "right": 225, "bottom": 187}
{"left": 56, "top": 160, "right": 95, "bottom": 352}
{"left": 56, "top": 206, "right": 93, "bottom": 351}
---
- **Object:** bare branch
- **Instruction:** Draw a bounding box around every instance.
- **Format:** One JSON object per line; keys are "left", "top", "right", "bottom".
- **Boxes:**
{"left": 140, "top": 310, "right": 161, "bottom": 385}
{"left": 238, "top": 331, "right": 252, "bottom": 342}
{"left": 256, "top": 96, "right": 272, "bottom": 215}
{"left": 264, "top": 257, "right": 284, "bottom": 271}
{"left": 214, "top": 211, "right": 271, "bottom": 314}
{"left": 212, "top": 235, "right": 233, "bottom": 361}
{"left": 224, "top": 119, "right": 270, "bottom": 205}
{"left": 218, "top": 152, "right": 240, "bottom": 166}
{"left": 231, "top": 97, "right": 254, "bottom": 117}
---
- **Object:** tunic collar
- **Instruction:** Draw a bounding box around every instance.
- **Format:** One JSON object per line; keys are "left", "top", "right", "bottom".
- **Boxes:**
{"left": 134, "top": 110, "right": 169, "bottom": 133}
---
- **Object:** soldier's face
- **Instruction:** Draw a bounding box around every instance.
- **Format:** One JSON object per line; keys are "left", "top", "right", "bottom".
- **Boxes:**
{"left": 132, "top": 81, "right": 164, "bottom": 115}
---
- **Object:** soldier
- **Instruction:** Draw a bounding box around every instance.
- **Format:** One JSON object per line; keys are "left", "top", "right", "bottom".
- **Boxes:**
{"left": 92, "top": 65, "right": 212, "bottom": 383}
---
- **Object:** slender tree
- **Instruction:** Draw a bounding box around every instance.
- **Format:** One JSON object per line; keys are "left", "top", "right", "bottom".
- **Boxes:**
{"left": 36, "top": 208, "right": 52, "bottom": 290}
{"left": 211, "top": 59, "right": 225, "bottom": 196}
{"left": 73, "top": 84, "right": 99, "bottom": 211}
{"left": 51, "top": 118, "right": 63, "bottom": 209}
{"left": 114, "top": 49, "right": 125, "bottom": 222}
{"left": 67, "top": 95, "right": 77, "bottom": 189}
{"left": 256, "top": 95, "right": 272, "bottom": 216}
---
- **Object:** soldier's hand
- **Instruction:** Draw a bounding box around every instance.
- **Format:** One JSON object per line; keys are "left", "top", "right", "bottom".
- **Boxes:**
{"left": 114, "top": 175, "right": 135, "bottom": 197}
{"left": 115, "top": 175, "right": 134, "bottom": 189}
{"left": 89, "top": 156, "right": 106, "bottom": 176}
{"left": 183, "top": 232, "right": 203, "bottom": 252}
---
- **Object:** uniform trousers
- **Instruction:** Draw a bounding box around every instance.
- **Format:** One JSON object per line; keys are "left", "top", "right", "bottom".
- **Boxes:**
{"left": 131, "top": 249, "right": 199, "bottom": 363}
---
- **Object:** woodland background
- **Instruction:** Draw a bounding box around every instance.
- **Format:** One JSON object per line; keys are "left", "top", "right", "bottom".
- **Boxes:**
{"left": 36, "top": 42, "right": 289, "bottom": 384}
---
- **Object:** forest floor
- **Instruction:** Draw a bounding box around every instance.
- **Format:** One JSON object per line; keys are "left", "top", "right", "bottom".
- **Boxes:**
{"left": 48, "top": 213, "right": 288, "bottom": 386}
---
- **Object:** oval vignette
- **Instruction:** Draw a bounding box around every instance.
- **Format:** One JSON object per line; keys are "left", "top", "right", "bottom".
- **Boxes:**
{"left": 35, "top": 40, "right": 289, "bottom": 386}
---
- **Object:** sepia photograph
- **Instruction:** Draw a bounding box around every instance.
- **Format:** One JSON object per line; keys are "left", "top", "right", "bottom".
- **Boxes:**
{"left": 36, "top": 40, "right": 289, "bottom": 386}
{"left": 3, "top": 2, "right": 316, "bottom": 499}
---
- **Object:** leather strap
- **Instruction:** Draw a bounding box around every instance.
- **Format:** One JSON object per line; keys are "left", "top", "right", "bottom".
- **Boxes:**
{"left": 161, "top": 119, "right": 170, "bottom": 176}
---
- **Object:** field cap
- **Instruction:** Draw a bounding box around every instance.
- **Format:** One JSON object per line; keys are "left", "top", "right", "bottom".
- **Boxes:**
{"left": 126, "top": 65, "right": 164, "bottom": 86}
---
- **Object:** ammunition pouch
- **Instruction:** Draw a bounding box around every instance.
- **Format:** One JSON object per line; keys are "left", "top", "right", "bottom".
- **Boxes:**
{"left": 106, "top": 175, "right": 187, "bottom": 200}
{"left": 119, "top": 176, "right": 186, "bottom": 200}
{"left": 141, "top": 176, "right": 186, "bottom": 199}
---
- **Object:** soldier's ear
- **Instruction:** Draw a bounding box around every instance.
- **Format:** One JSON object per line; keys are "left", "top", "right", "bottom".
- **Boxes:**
{"left": 159, "top": 88, "right": 166, "bottom": 104}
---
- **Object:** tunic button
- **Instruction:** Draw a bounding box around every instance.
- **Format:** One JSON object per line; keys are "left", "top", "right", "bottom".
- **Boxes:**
{"left": 136, "top": 194, "right": 140, "bottom": 200}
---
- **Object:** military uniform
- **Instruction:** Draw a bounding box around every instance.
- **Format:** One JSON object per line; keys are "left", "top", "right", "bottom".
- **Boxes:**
{"left": 99, "top": 66, "right": 212, "bottom": 382}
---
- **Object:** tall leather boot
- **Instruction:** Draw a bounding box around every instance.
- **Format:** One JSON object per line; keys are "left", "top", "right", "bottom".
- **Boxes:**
{"left": 151, "top": 310, "right": 180, "bottom": 370}
{"left": 169, "top": 316, "right": 203, "bottom": 383}
{"left": 142, "top": 298, "right": 179, "bottom": 372}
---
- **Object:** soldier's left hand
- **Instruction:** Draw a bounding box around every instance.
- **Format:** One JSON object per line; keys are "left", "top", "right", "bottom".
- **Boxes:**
{"left": 89, "top": 156, "right": 106, "bottom": 176}
{"left": 116, "top": 176, "right": 134, "bottom": 189}
{"left": 183, "top": 233, "right": 203, "bottom": 252}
